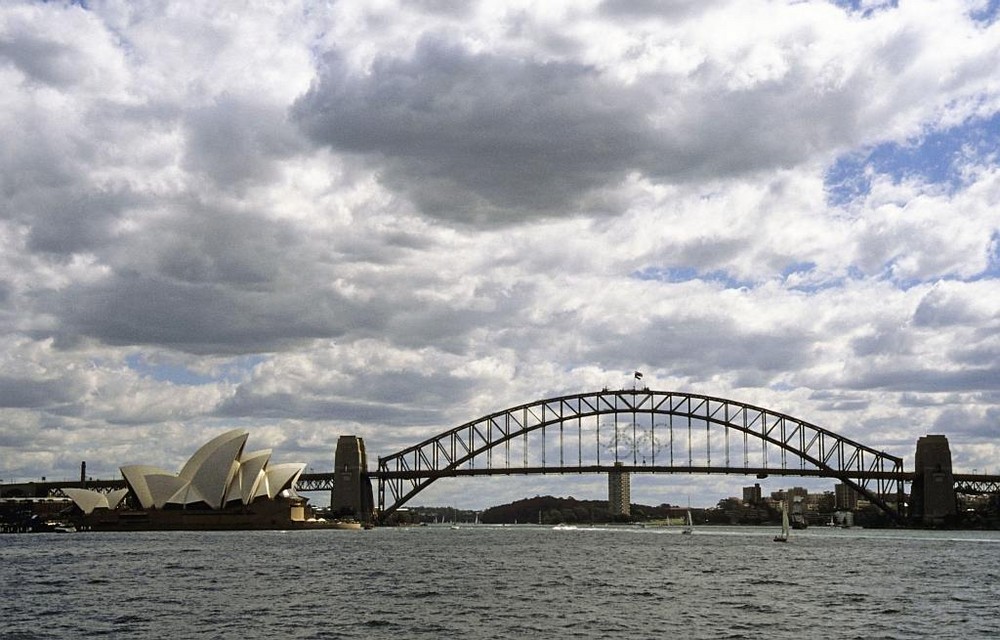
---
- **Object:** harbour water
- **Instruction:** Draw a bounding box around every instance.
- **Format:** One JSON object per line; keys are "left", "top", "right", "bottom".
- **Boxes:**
{"left": 3, "top": 525, "right": 998, "bottom": 639}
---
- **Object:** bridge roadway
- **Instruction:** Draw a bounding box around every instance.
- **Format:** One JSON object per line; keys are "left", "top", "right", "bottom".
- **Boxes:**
{"left": 296, "top": 469, "right": 1000, "bottom": 493}
{"left": 8, "top": 470, "right": 998, "bottom": 497}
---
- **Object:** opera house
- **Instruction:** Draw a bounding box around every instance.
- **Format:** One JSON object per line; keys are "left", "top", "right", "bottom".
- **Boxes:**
{"left": 63, "top": 429, "right": 328, "bottom": 530}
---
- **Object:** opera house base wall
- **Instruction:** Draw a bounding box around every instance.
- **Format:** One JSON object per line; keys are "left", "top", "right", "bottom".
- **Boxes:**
{"left": 78, "top": 498, "right": 348, "bottom": 531}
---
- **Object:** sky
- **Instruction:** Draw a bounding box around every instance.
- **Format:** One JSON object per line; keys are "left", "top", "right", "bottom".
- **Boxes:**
{"left": 1, "top": 0, "right": 999, "bottom": 510}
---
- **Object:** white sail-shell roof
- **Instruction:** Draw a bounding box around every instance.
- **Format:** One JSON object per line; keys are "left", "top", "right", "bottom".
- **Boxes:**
{"left": 110, "top": 430, "right": 305, "bottom": 512}
{"left": 165, "top": 481, "right": 209, "bottom": 507}
{"left": 179, "top": 429, "right": 247, "bottom": 480}
{"left": 121, "top": 465, "right": 174, "bottom": 510}
{"left": 63, "top": 489, "right": 107, "bottom": 515}
{"left": 63, "top": 487, "right": 131, "bottom": 514}
{"left": 263, "top": 463, "right": 305, "bottom": 499}
{"left": 106, "top": 488, "right": 129, "bottom": 510}
{"left": 225, "top": 449, "right": 271, "bottom": 505}
{"left": 146, "top": 473, "right": 190, "bottom": 509}
{"left": 179, "top": 429, "right": 248, "bottom": 509}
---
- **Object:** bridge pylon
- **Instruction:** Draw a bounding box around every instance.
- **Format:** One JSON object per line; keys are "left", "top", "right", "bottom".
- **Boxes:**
{"left": 910, "top": 435, "right": 957, "bottom": 526}
{"left": 330, "top": 435, "right": 375, "bottom": 523}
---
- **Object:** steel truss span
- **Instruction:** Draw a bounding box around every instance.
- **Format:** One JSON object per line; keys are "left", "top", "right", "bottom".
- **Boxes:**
{"left": 376, "top": 389, "right": 906, "bottom": 522}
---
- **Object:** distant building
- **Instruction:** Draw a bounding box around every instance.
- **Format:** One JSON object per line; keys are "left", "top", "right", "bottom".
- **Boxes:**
{"left": 0, "top": 497, "right": 74, "bottom": 533}
{"left": 835, "top": 483, "right": 859, "bottom": 510}
{"left": 608, "top": 462, "right": 630, "bottom": 517}
{"left": 743, "top": 483, "right": 762, "bottom": 505}
{"left": 787, "top": 486, "right": 808, "bottom": 500}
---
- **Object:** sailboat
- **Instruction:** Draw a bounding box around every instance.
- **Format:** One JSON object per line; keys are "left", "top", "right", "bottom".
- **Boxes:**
{"left": 681, "top": 509, "right": 694, "bottom": 535}
{"left": 773, "top": 502, "right": 789, "bottom": 543}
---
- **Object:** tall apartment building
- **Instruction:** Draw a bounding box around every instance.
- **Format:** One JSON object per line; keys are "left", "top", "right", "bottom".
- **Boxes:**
{"left": 835, "top": 483, "right": 859, "bottom": 510}
{"left": 608, "top": 462, "right": 630, "bottom": 517}
{"left": 743, "top": 483, "right": 762, "bottom": 505}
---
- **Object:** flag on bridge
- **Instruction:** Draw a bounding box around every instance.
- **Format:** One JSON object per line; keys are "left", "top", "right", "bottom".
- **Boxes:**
{"left": 634, "top": 371, "right": 643, "bottom": 380}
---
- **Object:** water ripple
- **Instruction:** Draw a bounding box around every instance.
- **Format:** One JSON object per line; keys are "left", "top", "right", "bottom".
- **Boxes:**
{"left": 2, "top": 526, "right": 998, "bottom": 639}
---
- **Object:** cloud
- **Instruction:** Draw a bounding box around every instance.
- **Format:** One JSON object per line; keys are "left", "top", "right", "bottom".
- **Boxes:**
{"left": 913, "top": 281, "right": 1000, "bottom": 328}
{"left": 294, "top": 39, "right": 650, "bottom": 223}
{"left": 0, "top": 375, "right": 80, "bottom": 409}
{"left": 0, "top": 2, "right": 128, "bottom": 93}
{"left": 183, "top": 95, "right": 307, "bottom": 188}
{"left": 293, "top": 1, "right": 1000, "bottom": 225}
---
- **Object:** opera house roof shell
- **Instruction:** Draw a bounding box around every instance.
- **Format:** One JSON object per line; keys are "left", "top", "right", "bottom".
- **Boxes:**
{"left": 65, "top": 429, "right": 305, "bottom": 515}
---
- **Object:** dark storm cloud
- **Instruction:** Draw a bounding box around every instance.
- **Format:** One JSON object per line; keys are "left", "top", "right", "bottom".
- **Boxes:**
{"left": 930, "top": 405, "right": 1000, "bottom": 440}
{"left": 217, "top": 372, "right": 473, "bottom": 427}
{"left": 807, "top": 390, "right": 871, "bottom": 412}
{"left": 409, "top": 0, "right": 474, "bottom": 17}
{"left": 140, "top": 205, "right": 294, "bottom": 287}
{"left": 0, "top": 30, "right": 80, "bottom": 88}
{"left": 231, "top": 394, "right": 441, "bottom": 426}
{"left": 951, "top": 340, "right": 1000, "bottom": 368}
{"left": 598, "top": 0, "right": 715, "bottom": 20}
{"left": 21, "top": 188, "right": 140, "bottom": 255}
{"left": 578, "top": 316, "right": 817, "bottom": 382}
{"left": 292, "top": 33, "right": 872, "bottom": 225}
{"left": 293, "top": 37, "right": 652, "bottom": 223}
{"left": 53, "top": 273, "right": 379, "bottom": 355}
{"left": 913, "top": 287, "right": 982, "bottom": 327}
{"left": 0, "top": 139, "right": 115, "bottom": 255}
{"left": 183, "top": 95, "right": 305, "bottom": 187}
{"left": 850, "top": 328, "right": 912, "bottom": 358}
{"left": 216, "top": 391, "right": 442, "bottom": 425}
{"left": 850, "top": 367, "right": 1000, "bottom": 393}
{"left": 0, "top": 376, "right": 80, "bottom": 409}
{"left": 27, "top": 194, "right": 423, "bottom": 353}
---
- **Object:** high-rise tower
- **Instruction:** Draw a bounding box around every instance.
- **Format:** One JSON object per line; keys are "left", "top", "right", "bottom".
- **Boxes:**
{"left": 608, "top": 461, "right": 631, "bottom": 518}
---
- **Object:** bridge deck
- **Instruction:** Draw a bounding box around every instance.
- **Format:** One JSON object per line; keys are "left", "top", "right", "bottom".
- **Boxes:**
{"left": 3, "top": 471, "right": 998, "bottom": 500}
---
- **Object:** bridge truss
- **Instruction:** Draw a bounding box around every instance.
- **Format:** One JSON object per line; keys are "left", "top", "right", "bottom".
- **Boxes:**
{"left": 954, "top": 476, "right": 1000, "bottom": 495}
{"left": 377, "top": 389, "right": 906, "bottom": 522}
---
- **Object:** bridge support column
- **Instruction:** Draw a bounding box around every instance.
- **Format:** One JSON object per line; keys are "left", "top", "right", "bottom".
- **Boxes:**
{"left": 330, "top": 435, "right": 375, "bottom": 523}
{"left": 911, "top": 435, "right": 957, "bottom": 526}
{"left": 608, "top": 462, "right": 630, "bottom": 519}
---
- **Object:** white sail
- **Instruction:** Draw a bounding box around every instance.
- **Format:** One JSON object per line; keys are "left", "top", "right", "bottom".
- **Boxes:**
{"left": 776, "top": 502, "right": 790, "bottom": 542}
{"left": 773, "top": 501, "right": 790, "bottom": 542}
{"left": 682, "top": 509, "right": 693, "bottom": 534}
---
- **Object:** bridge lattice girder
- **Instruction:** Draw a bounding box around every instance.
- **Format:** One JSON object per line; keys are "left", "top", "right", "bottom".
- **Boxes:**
{"left": 376, "top": 389, "right": 905, "bottom": 522}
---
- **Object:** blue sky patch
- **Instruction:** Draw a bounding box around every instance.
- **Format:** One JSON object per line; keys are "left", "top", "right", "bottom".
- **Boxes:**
{"left": 825, "top": 111, "right": 1000, "bottom": 206}
{"left": 632, "top": 266, "right": 755, "bottom": 289}
{"left": 974, "top": 231, "right": 1000, "bottom": 279}
{"left": 781, "top": 261, "right": 817, "bottom": 278}
{"left": 125, "top": 354, "right": 266, "bottom": 385}
{"left": 971, "top": 0, "right": 1000, "bottom": 24}
{"left": 126, "top": 354, "right": 215, "bottom": 385}
{"left": 632, "top": 262, "right": 866, "bottom": 292}
{"left": 829, "top": 0, "right": 898, "bottom": 18}
{"left": 780, "top": 261, "right": 851, "bottom": 293}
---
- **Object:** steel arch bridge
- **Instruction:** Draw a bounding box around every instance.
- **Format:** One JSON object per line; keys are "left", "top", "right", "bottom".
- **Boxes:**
{"left": 376, "top": 389, "right": 906, "bottom": 523}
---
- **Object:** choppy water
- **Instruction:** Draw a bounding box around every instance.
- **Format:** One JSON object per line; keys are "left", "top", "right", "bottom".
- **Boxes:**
{"left": 2, "top": 525, "right": 998, "bottom": 639}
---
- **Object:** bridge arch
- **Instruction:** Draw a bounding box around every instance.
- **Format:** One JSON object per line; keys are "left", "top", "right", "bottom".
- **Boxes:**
{"left": 376, "top": 389, "right": 905, "bottom": 523}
